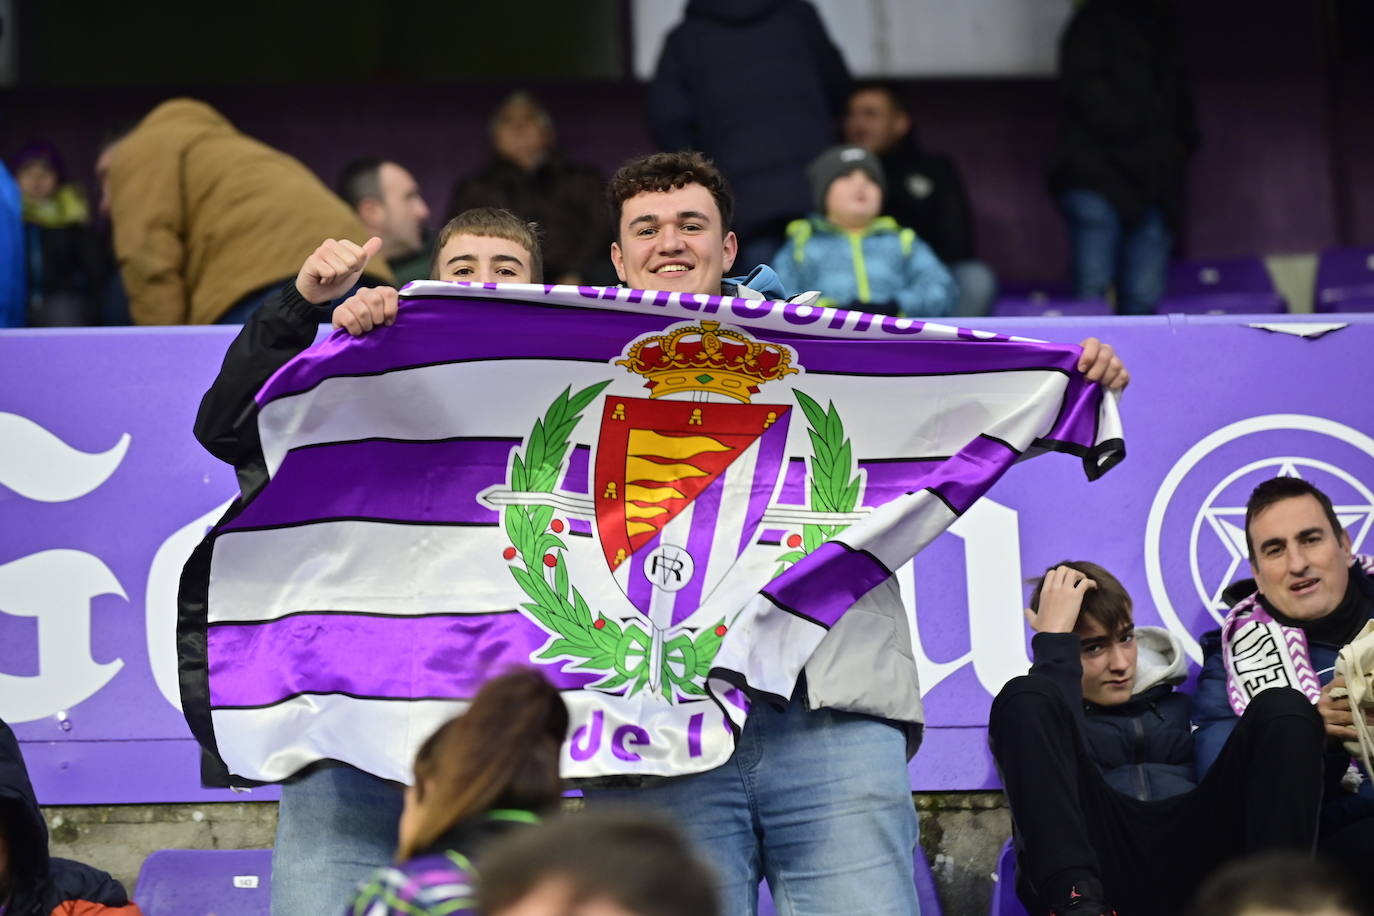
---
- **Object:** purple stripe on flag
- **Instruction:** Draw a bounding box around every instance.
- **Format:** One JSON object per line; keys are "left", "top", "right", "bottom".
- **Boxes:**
{"left": 221, "top": 439, "right": 514, "bottom": 531}
{"left": 207, "top": 611, "right": 599, "bottom": 708}
{"left": 627, "top": 530, "right": 660, "bottom": 614}
{"left": 257, "top": 297, "right": 1086, "bottom": 406}
{"left": 737, "top": 417, "right": 791, "bottom": 554}
{"left": 675, "top": 475, "right": 722, "bottom": 625}
{"left": 1041, "top": 374, "right": 1101, "bottom": 449}
{"left": 924, "top": 435, "right": 1020, "bottom": 516}
{"left": 762, "top": 541, "right": 891, "bottom": 629}
{"left": 559, "top": 445, "right": 590, "bottom": 494}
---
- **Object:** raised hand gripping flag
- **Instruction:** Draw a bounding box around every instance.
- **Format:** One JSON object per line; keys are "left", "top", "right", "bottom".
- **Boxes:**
{"left": 178, "top": 283, "right": 1124, "bottom": 784}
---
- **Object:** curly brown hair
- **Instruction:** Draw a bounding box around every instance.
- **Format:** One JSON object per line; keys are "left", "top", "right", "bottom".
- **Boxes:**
{"left": 606, "top": 151, "right": 734, "bottom": 239}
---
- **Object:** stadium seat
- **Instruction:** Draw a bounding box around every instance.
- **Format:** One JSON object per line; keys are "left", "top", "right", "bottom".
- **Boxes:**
{"left": 989, "top": 838, "right": 1030, "bottom": 916}
{"left": 1157, "top": 257, "right": 1287, "bottom": 314}
{"left": 992, "top": 295, "right": 1114, "bottom": 318}
{"left": 133, "top": 848, "right": 272, "bottom": 916}
{"left": 1314, "top": 246, "right": 1374, "bottom": 313}
{"left": 757, "top": 844, "right": 943, "bottom": 914}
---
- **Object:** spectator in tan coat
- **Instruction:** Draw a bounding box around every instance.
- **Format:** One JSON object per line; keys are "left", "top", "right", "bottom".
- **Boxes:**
{"left": 97, "top": 98, "right": 392, "bottom": 324}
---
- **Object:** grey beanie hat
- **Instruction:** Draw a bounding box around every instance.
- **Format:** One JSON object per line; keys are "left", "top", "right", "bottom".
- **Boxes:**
{"left": 807, "top": 145, "right": 886, "bottom": 215}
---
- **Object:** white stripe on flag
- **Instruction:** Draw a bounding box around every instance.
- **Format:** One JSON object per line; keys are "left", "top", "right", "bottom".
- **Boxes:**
{"left": 214, "top": 696, "right": 467, "bottom": 783}
{"left": 257, "top": 360, "right": 620, "bottom": 477}
{"left": 212, "top": 688, "right": 740, "bottom": 782}
{"left": 208, "top": 523, "right": 521, "bottom": 623}
{"left": 710, "top": 596, "right": 830, "bottom": 700}
{"left": 840, "top": 490, "right": 961, "bottom": 576}
{"left": 702, "top": 437, "right": 761, "bottom": 600}
{"left": 257, "top": 362, "right": 1076, "bottom": 478}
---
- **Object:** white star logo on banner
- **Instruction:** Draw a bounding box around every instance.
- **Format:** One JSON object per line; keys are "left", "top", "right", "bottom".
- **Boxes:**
{"left": 1195, "top": 460, "right": 1374, "bottom": 614}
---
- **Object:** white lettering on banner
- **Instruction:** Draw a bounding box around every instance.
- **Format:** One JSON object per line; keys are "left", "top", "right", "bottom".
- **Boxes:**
{"left": 146, "top": 499, "right": 236, "bottom": 711}
{"left": 904, "top": 498, "right": 1031, "bottom": 697}
{"left": 559, "top": 690, "right": 735, "bottom": 777}
{"left": 0, "top": 550, "right": 126, "bottom": 722}
{"left": 0, "top": 412, "right": 130, "bottom": 502}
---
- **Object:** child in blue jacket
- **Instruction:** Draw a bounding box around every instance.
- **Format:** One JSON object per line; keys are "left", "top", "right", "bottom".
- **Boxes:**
{"left": 771, "top": 145, "right": 958, "bottom": 318}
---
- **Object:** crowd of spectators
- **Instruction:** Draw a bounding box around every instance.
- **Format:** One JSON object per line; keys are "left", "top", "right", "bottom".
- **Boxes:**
{"left": 1, "top": 0, "right": 1200, "bottom": 330}
{"left": 15, "top": 2, "right": 1370, "bottom": 915}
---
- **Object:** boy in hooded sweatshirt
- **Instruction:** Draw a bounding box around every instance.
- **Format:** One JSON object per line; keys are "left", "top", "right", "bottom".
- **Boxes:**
{"left": 989, "top": 561, "right": 1325, "bottom": 916}
{"left": 771, "top": 145, "right": 958, "bottom": 318}
{"left": 0, "top": 718, "right": 143, "bottom": 916}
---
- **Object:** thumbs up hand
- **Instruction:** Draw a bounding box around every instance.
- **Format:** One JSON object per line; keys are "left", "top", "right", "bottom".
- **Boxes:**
{"left": 296, "top": 236, "right": 383, "bottom": 305}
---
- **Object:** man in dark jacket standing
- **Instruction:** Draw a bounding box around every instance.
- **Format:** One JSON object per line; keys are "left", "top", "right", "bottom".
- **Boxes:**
{"left": 1049, "top": 0, "right": 1198, "bottom": 315}
{"left": 446, "top": 92, "right": 614, "bottom": 287}
{"left": 843, "top": 83, "right": 996, "bottom": 316}
{"left": 990, "top": 561, "right": 1323, "bottom": 916}
{"left": 648, "top": 0, "right": 851, "bottom": 272}
{"left": 0, "top": 719, "right": 143, "bottom": 915}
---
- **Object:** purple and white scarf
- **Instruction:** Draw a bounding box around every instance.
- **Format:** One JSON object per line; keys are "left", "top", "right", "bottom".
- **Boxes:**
{"left": 1222, "top": 555, "right": 1374, "bottom": 716}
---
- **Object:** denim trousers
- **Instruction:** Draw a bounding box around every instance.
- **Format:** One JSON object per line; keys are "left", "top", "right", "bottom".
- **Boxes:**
{"left": 586, "top": 687, "right": 920, "bottom": 916}
{"left": 1057, "top": 188, "right": 1172, "bottom": 315}
{"left": 271, "top": 762, "right": 406, "bottom": 916}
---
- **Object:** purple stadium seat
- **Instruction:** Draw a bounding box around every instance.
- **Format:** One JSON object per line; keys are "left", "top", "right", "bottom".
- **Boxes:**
{"left": 1158, "top": 257, "right": 1287, "bottom": 314}
{"left": 1155, "top": 292, "right": 1287, "bottom": 314}
{"left": 992, "top": 296, "right": 1114, "bottom": 318}
{"left": 757, "top": 845, "right": 943, "bottom": 915}
{"left": 989, "top": 838, "right": 1031, "bottom": 916}
{"left": 133, "top": 848, "right": 272, "bottom": 916}
{"left": 1315, "top": 246, "right": 1374, "bottom": 312}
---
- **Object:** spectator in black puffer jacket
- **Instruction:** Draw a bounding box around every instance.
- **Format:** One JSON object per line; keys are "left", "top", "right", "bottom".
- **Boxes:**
{"left": 989, "top": 561, "right": 1324, "bottom": 916}
{"left": 0, "top": 718, "right": 143, "bottom": 915}
{"left": 647, "top": 0, "right": 851, "bottom": 272}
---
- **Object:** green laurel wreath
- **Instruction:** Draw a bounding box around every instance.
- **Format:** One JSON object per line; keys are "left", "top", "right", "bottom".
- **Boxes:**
{"left": 503, "top": 382, "right": 725, "bottom": 700}
{"left": 774, "top": 389, "right": 863, "bottom": 575}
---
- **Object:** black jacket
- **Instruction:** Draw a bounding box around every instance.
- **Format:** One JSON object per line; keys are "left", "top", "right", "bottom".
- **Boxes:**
{"left": 1048, "top": 0, "right": 1199, "bottom": 227}
{"left": 648, "top": 0, "right": 851, "bottom": 243}
{"left": 446, "top": 154, "right": 615, "bottom": 285}
{"left": 1030, "top": 627, "right": 1196, "bottom": 801}
{"left": 192, "top": 282, "right": 324, "bottom": 495}
{"left": 876, "top": 138, "right": 977, "bottom": 265}
{"left": 0, "top": 719, "right": 139, "bottom": 915}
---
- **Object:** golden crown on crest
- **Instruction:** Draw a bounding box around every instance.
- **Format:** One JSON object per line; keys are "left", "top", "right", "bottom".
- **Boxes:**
{"left": 615, "top": 321, "right": 799, "bottom": 404}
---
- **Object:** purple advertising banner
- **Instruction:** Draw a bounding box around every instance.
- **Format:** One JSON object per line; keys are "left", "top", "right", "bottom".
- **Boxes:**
{"left": 1, "top": 315, "right": 1370, "bottom": 803}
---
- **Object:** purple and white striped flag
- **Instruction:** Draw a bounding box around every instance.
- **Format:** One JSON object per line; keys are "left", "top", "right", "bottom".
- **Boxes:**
{"left": 178, "top": 282, "right": 1124, "bottom": 783}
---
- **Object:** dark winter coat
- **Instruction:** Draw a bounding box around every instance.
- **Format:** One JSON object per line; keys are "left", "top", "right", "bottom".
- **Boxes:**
{"left": 1048, "top": 0, "right": 1199, "bottom": 227}
{"left": 875, "top": 138, "right": 977, "bottom": 265}
{"left": 445, "top": 154, "right": 615, "bottom": 286}
{"left": 1193, "top": 565, "right": 1374, "bottom": 835}
{"left": 1030, "top": 626, "right": 1195, "bottom": 801}
{"left": 648, "top": 0, "right": 851, "bottom": 244}
{"left": 0, "top": 719, "right": 143, "bottom": 915}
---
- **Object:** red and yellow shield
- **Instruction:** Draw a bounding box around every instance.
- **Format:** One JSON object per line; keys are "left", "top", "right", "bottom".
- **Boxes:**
{"left": 594, "top": 396, "right": 789, "bottom": 572}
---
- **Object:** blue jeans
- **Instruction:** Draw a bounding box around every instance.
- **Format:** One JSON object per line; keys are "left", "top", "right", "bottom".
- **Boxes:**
{"left": 1057, "top": 188, "right": 1172, "bottom": 315}
{"left": 949, "top": 259, "right": 998, "bottom": 317}
{"left": 272, "top": 762, "right": 406, "bottom": 916}
{"left": 586, "top": 688, "right": 920, "bottom": 916}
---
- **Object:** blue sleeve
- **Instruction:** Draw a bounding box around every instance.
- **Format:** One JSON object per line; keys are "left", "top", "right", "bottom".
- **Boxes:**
{"left": 0, "top": 163, "right": 25, "bottom": 328}
{"left": 1190, "top": 629, "right": 1239, "bottom": 780}
{"left": 769, "top": 237, "right": 804, "bottom": 300}
{"left": 895, "top": 235, "right": 958, "bottom": 318}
